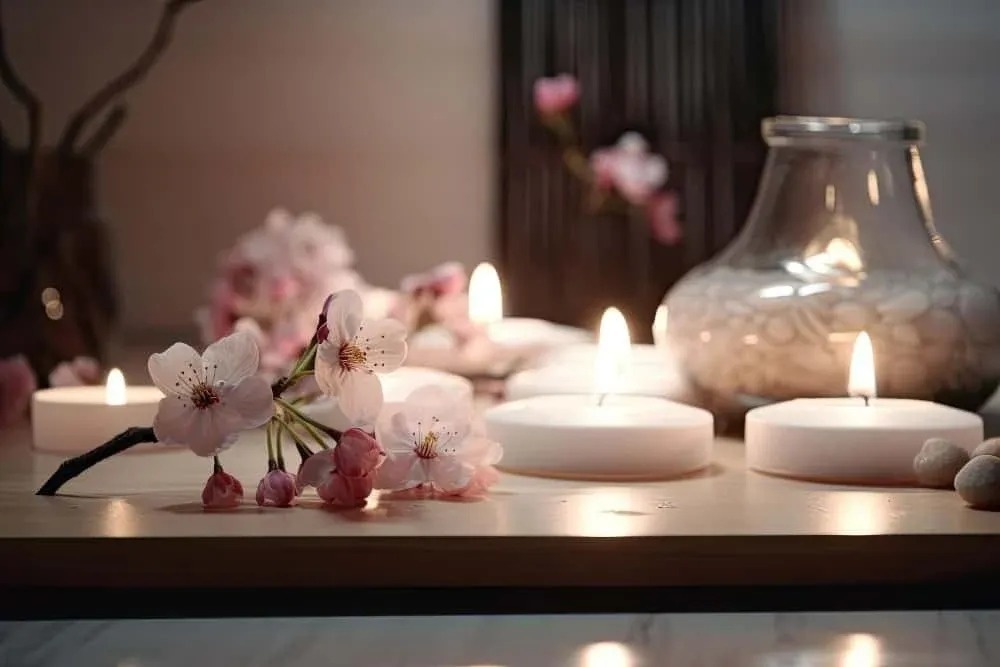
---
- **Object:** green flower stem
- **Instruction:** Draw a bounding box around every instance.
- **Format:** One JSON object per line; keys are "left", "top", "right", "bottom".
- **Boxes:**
{"left": 265, "top": 420, "right": 277, "bottom": 471}
{"left": 275, "top": 398, "right": 342, "bottom": 441}
{"left": 276, "top": 418, "right": 314, "bottom": 462}
{"left": 274, "top": 422, "right": 286, "bottom": 471}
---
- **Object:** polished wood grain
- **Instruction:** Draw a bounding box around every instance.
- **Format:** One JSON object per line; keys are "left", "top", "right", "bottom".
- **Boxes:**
{"left": 1, "top": 423, "right": 999, "bottom": 590}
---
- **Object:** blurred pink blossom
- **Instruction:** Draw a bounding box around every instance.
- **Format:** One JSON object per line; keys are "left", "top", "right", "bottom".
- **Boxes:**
{"left": 400, "top": 262, "right": 467, "bottom": 298}
{"left": 646, "top": 192, "right": 683, "bottom": 245}
{"left": 48, "top": 356, "right": 102, "bottom": 387}
{"left": 533, "top": 74, "right": 580, "bottom": 115}
{"left": 0, "top": 355, "right": 36, "bottom": 427}
{"left": 589, "top": 132, "right": 668, "bottom": 205}
{"left": 201, "top": 470, "right": 244, "bottom": 509}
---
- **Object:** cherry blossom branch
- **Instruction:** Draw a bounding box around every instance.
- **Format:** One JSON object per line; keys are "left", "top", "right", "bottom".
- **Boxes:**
{"left": 36, "top": 427, "right": 157, "bottom": 496}
{"left": 0, "top": 4, "right": 41, "bottom": 161}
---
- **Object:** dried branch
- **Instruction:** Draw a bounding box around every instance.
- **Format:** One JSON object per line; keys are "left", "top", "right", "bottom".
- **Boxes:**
{"left": 36, "top": 427, "right": 158, "bottom": 496}
{"left": 0, "top": 2, "right": 41, "bottom": 158}
{"left": 58, "top": 0, "right": 203, "bottom": 154}
{"left": 80, "top": 104, "right": 127, "bottom": 157}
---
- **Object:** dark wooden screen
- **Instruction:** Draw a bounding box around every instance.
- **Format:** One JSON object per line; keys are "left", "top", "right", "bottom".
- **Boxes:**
{"left": 499, "top": 0, "right": 777, "bottom": 340}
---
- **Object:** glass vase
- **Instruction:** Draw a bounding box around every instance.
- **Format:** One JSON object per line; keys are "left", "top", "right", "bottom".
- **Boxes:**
{"left": 662, "top": 116, "right": 1000, "bottom": 428}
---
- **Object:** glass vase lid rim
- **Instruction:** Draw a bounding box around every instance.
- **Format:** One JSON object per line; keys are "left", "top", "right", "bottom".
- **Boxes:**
{"left": 763, "top": 115, "right": 925, "bottom": 143}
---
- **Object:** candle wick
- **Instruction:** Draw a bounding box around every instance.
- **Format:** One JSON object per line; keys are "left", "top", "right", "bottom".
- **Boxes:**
{"left": 597, "top": 393, "right": 607, "bottom": 407}
{"left": 863, "top": 395, "right": 870, "bottom": 407}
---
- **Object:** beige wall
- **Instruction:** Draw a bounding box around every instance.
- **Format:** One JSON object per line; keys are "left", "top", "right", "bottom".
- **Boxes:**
{"left": 1, "top": 0, "right": 496, "bottom": 337}
{"left": 782, "top": 0, "right": 1000, "bottom": 287}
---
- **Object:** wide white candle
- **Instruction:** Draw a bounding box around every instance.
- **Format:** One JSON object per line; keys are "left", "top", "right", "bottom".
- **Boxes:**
{"left": 32, "top": 369, "right": 162, "bottom": 454}
{"left": 746, "top": 332, "right": 984, "bottom": 484}
{"left": 406, "top": 262, "right": 590, "bottom": 376}
{"left": 301, "top": 366, "right": 473, "bottom": 431}
{"left": 484, "top": 308, "right": 714, "bottom": 480}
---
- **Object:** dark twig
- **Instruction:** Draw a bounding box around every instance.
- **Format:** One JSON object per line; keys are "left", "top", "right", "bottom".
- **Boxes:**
{"left": 36, "top": 426, "right": 157, "bottom": 496}
{"left": 58, "top": 0, "right": 202, "bottom": 153}
{"left": 0, "top": 3, "right": 41, "bottom": 159}
{"left": 80, "top": 104, "right": 128, "bottom": 157}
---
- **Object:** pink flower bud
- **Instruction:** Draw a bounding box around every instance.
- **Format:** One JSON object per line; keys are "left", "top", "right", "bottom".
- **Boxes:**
{"left": 256, "top": 469, "right": 298, "bottom": 507}
{"left": 201, "top": 471, "right": 244, "bottom": 509}
{"left": 317, "top": 472, "right": 374, "bottom": 507}
{"left": 533, "top": 74, "right": 580, "bottom": 115}
{"left": 334, "top": 428, "right": 384, "bottom": 477}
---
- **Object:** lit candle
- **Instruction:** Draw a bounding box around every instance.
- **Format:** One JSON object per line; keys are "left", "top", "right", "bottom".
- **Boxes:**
{"left": 407, "top": 261, "right": 591, "bottom": 376}
{"left": 484, "top": 309, "right": 714, "bottom": 480}
{"left": 746, "top": 331, "right": 983, "bottom": 484}
{"left": 507, "top": 307, "right": 687, "bottom": 401}
{"left": 32, "top": 369, "right": 163, "bottom": 453}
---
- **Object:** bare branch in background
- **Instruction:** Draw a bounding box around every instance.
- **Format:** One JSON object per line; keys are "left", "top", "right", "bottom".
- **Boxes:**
{"left": 58, "top": 0, "right": 203, "bottom": 154}
{"left": 0, "top": 1, "right": 42, "bottom": 158}
{"left": 80, "top": 104, "right": 127, "bottom": 157}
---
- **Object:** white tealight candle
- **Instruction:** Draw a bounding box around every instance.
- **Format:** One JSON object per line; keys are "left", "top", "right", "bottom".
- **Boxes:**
{"left": 746, "top": 332, "right": 984, "bottom": 484}
{"left": 406, "top": 262, "right": 590, "bottom": 376}
{"left": 32, "top": 369, "right": 163, "bottom": 454}
{"left": 485, "top": 308, "right": 714, "bottom": 480}
{"left": 300, "top": 366, "right": 473, "bottom": 431}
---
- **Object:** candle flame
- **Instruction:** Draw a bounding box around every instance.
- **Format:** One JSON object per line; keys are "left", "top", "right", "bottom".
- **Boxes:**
{"left": 468, "top": 262, "right": 502, "bottom": 325}
{"left": 594, "top": 307, "right": 631, "bottom": 397}
{"left": 848, "top": 331, "right": 876, "bottom": 400}
{"left": 106, "top": 368, "right": 127, "bottom": 406}
{"left": 652, "top": 304, "right": 668, "bottom": 348}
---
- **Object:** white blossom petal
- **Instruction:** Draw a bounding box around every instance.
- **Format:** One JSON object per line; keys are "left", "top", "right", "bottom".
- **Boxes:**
{"left": 221, "top": 376, "right": 274, "bottom": 428}
{"left": 355, "top": 319, "right": 407, "bottom": 373}
{"left": 401, "top": 385, "right": 472, "bottom": 442}
{"left": 148, "top": 343, "right": 203, "bottom": 397}
{"left": 456, "top": 435, "right": 504, "bottom": 466}
{"left": 153, "top": 395, "right": 238, "bottom": 456}
{"left": 427, "top": 456, "right": 475, "bottom": 493}
{"left": 374, "top": 451, "right": 424, "bottom": 490}
{"left": 202, "top": 331, "right": 261, "bottom": 386}
{"left": 313, "top": 347, "right": 344, "bottom": 397}
{"left": 297, "top": 449, "right": 337, "bottom": 488}
{"left": 323, "top": 290, "right": 363, "bottom": 346}
{"left": 337, "top": 370, "right": 383, "bottom": 425}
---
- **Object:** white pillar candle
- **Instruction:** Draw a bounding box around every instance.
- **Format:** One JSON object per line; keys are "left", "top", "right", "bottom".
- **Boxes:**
{"left": 32, "top": 369, "right": 163, "bottom": 454}
{"left": 484, "top": 308, "right": 714, "bottom": 480}
{"left": 746, "top": 332, "right": 984, "bottom": 484}
{"left": 300, "top": 366, "right": 473, "bottom": 431}
{"left": 406, "top": 262, "right": 590, "bottom": 376}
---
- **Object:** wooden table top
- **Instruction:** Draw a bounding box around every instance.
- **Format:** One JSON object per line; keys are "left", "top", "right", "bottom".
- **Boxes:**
{"left": 3, "top": 422, "right": 1000, "bottom": 593}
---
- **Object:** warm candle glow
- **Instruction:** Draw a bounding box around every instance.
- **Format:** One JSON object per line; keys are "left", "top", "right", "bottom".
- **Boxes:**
{"left": 848, "top": 331, "right": 876, "bottom": 400}
{"left": 468, "top": 261, "right": 503, "bottom": 325}
{"left": 105, "top": 368, "right": 127, "bottom": 406}
{"left": 594, "top": 307, "right": 631, "bottom": 396}
{"left": 651, "top": 304, "right": 668, "bottom": 348}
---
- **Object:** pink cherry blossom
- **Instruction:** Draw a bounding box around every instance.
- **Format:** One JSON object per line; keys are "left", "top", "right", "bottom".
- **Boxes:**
{"left": 400, "top": 262, "right": 467, "bottom": 298}
{"left": 297, "top": 428, "right": 383, "bottom": 507}
{"left": 148, "top": 331, "right": 275, "bottom": 457}
{"left": 201, "top": 470, "right": 244, "bottom": 509}
{"left": 646, "top": 192, "right": 683, "bottom": 245}
{"left": 0, "top": 355, "right": 36, "bottom": 427}
{"left": 314, "top": 290, "right": 408, "bottom": 424}
{"left": 256, "top": 469, "right": 298, "bottom": 507}
{"left": 375, "top": 386, "right": 503, "bottom": 495}
{"left": 48, "top": 356, "right": 102, "bottom": 387}
{"left": 533, "top": 74, "right": 580, "bottom": 115}
{"left": 589, "top": 132, "right": 668, "bottom": 205}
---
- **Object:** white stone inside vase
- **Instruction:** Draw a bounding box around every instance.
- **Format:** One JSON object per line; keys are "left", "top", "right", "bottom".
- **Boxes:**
{"left": 665, "top": 266, "right": 1000, "bottom": 405}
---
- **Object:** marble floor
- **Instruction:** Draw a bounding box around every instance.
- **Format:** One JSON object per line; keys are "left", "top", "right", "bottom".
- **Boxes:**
{"left": 1, "top": 611, "right": 998, "bottom": 666}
